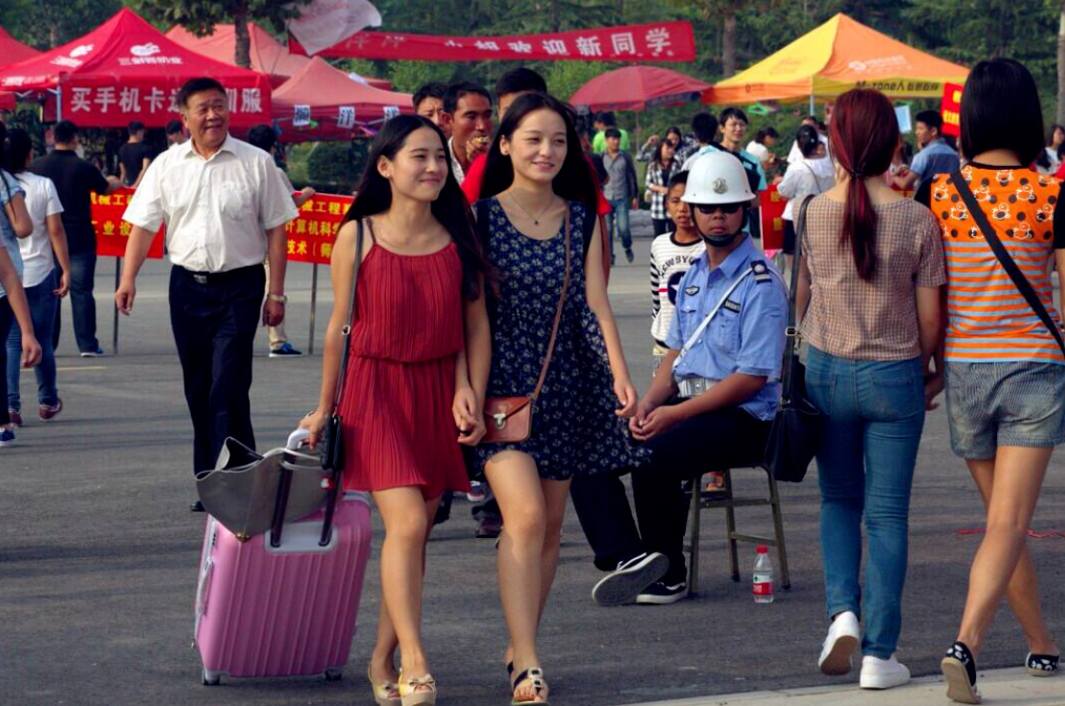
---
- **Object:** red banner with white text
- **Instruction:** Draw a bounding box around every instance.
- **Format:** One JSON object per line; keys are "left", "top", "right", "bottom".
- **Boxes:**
{"left": 92, "top": 190, "right": 353, "bottom": 266}
{"left": 940, "top": 82, "right": 963, "bottom": 137}
{"left": 92, "top": 188, "right": 165, "bottom": 259}
{"left": 290, "top": 21, "right": 696, "bottom": 63}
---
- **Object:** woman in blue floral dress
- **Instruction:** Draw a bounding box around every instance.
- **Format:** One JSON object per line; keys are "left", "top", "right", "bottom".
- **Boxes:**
{"left": 471, "top": 93, "right": 640, "bottom": 705}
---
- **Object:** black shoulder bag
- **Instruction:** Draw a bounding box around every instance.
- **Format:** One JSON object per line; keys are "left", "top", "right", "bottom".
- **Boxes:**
{"left": 765, "top": 196, "right": 823, "bottom": 482}
{"left": 950, "top": 171, "right": 1065, "bottom": 356}
{"left": 315, "top": 219, "right": 364, "bottom": 541}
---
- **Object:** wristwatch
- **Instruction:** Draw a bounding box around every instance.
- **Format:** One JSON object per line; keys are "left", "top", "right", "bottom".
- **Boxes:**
{"left": 267, "top": 294, "right": 287, "bottom": 304}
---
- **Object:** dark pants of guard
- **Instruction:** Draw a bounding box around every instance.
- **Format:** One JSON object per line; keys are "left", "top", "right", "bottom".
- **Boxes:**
{"left": 573, "top": 405, "right": 771, "bottom": 583}
{"left": 169, "top": 264, "right": 264, "bottom": 475}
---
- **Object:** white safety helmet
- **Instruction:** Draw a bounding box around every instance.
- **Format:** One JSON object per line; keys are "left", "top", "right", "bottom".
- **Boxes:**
{"left": 681, "top": 150, "right": 755, "bottom": 205}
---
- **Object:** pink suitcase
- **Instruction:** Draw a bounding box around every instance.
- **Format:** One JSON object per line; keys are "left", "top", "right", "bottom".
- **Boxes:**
{"left": 193, "top": 433, "right": 372, "bottom": 685}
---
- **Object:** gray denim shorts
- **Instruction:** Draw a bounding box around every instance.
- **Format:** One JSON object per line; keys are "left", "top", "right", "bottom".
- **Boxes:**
{"left": 945, "top": 361, "right": 1065, "bottom": 460}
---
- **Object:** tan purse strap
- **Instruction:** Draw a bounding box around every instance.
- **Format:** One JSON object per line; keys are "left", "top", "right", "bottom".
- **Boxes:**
{"left": 530, "top": 206, "right": 572, "bottom": 402}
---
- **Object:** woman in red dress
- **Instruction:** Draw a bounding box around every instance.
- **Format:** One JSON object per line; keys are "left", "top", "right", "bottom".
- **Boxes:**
{"left": 302, "top": 116, "right": 491, "bottom": 706}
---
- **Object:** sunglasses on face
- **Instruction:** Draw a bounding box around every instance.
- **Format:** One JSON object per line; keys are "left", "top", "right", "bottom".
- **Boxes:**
{"left": 695, "top": 203, "right": 743, "bottom": 215}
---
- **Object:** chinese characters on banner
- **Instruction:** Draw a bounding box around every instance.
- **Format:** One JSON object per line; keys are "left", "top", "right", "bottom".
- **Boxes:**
{"left": 940, "top": 82, "right": 963, "bottom": 137}
{"left": 292, "top": 21, "right": 696, "bottom": 63}
{"left": 284, "top": 193, "right": 353, "bottom": 265}
{"left": 62, "top": 83, "right": 269, "bottom": 128}
{"left": 92, "top": 189, "right": 353, "bottom": 266}
{"left": 760, "top": 186, "right": 786, "bottom": 251}
{"left": 92, "top": 188, "right": 165, "bottom": 258}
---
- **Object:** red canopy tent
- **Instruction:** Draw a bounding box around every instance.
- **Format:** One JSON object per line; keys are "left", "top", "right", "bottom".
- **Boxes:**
{"left": 272, "top": 57, "right": 411, "bottom": 142}
{"left": 0, "top": 8, "right": 272, "bottom": 128}
{"left": 166, "top": 24, "right": 391, "bottom": 90}
{"left": 569, "top": 65, "right": 711, "bottom": 112}
{"left": 0, "top": 25, "right": 41, "bottom": 111}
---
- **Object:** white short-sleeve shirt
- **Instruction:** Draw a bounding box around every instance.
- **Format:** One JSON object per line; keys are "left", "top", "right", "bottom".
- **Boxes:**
{"left": 123, "top": 134, "right": 299, "bottom": 273}
{"left": 15, "top": 171, "right": 64, "bottom": 288}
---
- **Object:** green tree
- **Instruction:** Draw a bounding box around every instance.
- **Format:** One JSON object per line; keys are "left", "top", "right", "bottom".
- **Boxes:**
{"left": 0, "top": 0, "right": 121, "bottom": 49}
{"left": 132, "top": 0, "right": 311, "bottom": 68}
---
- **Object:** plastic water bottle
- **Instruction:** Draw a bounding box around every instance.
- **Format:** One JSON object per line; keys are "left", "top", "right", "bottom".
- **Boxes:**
{"left": 753, "top": 545, "right": 775, "bottom": 604}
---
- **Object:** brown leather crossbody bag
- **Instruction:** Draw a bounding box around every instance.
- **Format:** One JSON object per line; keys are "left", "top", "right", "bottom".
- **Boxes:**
{"left": 482, "top": 209, "right": 572, "bottom": 443}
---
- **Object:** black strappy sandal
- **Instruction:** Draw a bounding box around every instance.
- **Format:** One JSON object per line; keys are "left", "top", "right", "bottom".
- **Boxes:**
{"left": 1027, "top": 652, "right": 1060, "bottom": 677}
{"left": 942, "top": 641, "right": 981, "bottom": 704}
{"left": 510, "top": 666, "right": 549, "bottom": 705}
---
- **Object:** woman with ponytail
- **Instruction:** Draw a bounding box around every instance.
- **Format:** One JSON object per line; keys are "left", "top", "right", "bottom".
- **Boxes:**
{"left": 794, "top": 88, "right": 946, "bottom": 691}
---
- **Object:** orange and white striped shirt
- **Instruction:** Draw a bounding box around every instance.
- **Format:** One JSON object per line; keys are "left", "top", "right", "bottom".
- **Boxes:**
{"left": 931, "top": 165, "right": 1065, "bottom": 364}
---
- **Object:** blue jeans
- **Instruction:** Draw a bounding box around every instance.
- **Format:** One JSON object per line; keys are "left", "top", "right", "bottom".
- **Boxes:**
{"left": 7, "top": 270, "right": 59, "bottom": 410}
{"left": 54, "top": 249, "right": 98, "bottom": 353}
{"left": 605, "top": 198, "right": 632, "bottom": 258}
{"left": 805, "top": 347, "right": 926, "bottom": 659}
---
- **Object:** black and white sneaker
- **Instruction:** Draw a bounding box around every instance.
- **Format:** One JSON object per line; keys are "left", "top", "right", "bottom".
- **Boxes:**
{"left": 591, "top": 552, "right": 669, "bottom": 607}
{"left": 1026, "top": 652, "right": 1059, "bottom": 677}
{"left": 942, "top": 641, "right": 981, "bottom": 704}
{"left": 636, "top": 580, "right": 689, "bottom": 605}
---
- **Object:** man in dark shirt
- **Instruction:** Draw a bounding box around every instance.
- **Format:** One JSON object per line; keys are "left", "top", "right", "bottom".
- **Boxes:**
{"left": 31, "top": 120, "right": 120, "bottom": 355}
{"left": 117, "top": 121, "right": 152, "bottom": 188}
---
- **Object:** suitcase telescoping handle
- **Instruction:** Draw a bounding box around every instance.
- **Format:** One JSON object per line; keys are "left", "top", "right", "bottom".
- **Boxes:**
{"left": 269, "top": 429, "right": 343, "bottom": 548}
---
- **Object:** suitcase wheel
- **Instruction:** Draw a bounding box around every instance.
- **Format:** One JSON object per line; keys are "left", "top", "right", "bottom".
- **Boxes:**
{"left": 202, "top": 669, "right": 221, "bottom": 686}
{"left": 324, "top": 668, "right": 343, "bottom": 681}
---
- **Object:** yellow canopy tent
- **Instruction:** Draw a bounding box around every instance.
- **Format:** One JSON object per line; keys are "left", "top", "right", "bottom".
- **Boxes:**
{"left": 704, "top": 13, "right": 968, "bottom": 106}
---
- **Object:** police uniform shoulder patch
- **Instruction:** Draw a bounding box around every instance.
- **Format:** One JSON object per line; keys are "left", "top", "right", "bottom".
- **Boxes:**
{"left": 751, "top": 260, "right": 772, "bottom": 283}
{"left": 685, "top": 285, "right": 700, "bottom": 296}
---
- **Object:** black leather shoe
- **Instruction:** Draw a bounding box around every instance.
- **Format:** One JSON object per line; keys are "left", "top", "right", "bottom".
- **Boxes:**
{"left": 190, "top": 500, "right": 205, "bottom": 513}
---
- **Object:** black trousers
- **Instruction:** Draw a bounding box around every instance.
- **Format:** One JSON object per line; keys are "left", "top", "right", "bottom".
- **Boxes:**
{"left": 652, "top": 218, "right": 673, "bottom": 236}
{"left": 573, "top": 405, "right": 771, "bottom": 581}
{"left": 632, "top": 406, "right": 772, "bottom": 583}
{"left": 169, "top": 265, "right": 264, "bottom": 475}
{"left": 571, "top": 469, "right": 644, "bottom": 571}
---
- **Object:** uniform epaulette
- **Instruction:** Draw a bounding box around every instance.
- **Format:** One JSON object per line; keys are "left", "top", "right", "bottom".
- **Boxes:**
{"left": 750, "top": 260, "right": 773, "bottom": 283}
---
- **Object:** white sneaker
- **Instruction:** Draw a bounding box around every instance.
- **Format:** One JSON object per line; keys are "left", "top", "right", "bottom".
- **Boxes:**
{"left": 860, "top": 654, "right": 911, "bottom": 690}
{"left": 818, "top": 611, "right": 860, "bottom": 675}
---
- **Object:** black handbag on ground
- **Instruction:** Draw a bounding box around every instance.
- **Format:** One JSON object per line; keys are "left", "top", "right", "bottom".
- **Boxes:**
{"left": 950, "top": 170, "right": 1065, "bottom": 356}
{"left": 765, "top": 196, "right": 822, "bottom": 483}
{"left": 320, "top": 219, "right": 365, "bottom": 474}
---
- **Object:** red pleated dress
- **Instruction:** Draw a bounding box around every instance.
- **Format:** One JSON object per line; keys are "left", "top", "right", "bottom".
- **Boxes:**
{"left": 336, "top": 238, "right": 470, "bottom": 499}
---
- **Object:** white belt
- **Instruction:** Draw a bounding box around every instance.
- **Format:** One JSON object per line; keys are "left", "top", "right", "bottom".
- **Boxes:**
{"left": 676, "top": 377, "right": 719, "bottom": 399}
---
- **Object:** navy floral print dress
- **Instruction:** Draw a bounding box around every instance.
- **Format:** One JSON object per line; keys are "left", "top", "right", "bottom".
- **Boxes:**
{"left": 472, "top": 198, "right": 644, "bottom": 480}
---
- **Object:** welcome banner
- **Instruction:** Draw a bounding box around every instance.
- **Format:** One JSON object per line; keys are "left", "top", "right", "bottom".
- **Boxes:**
{"left": 290, "top": 21, "right": 696, "bottom": 63}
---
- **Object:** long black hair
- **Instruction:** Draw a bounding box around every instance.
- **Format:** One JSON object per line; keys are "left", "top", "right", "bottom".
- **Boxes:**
{"left": 5, "top": 129, "right": 31, "bottom": 175}
{"left": 478, "top": 93, "right": 599, "bottom": 214}
{"left": 343, "top": 115, "right": 489, "bottom": 300}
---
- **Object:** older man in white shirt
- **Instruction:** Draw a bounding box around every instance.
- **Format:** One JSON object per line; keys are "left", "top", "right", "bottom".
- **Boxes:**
{"left": 116, "top": 78, "right": 298, "bottom": 509}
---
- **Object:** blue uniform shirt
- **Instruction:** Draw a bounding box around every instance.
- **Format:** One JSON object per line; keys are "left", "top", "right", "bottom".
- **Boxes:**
{"left": 0, "top": 170, "right": 25, "bottom": 299}
{"left": 665, "top": 236, "right": 788, "bottom": 421}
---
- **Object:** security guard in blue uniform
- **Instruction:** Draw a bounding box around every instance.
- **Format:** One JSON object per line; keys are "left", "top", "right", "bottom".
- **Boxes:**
{"left": 591, "top": 151, "right": 788, "bottom": 606}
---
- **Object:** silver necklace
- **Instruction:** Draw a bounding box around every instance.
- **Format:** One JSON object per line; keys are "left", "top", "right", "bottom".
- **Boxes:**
{"left": 508, "top": 192, "right": 553, "bottom": 225}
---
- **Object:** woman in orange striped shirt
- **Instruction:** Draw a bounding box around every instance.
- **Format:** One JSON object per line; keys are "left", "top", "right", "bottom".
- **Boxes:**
{"left": 927, "top": 59, "right": 1062, "bottom": 703}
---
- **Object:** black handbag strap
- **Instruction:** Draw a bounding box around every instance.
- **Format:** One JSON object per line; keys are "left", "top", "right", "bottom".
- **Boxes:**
{"left": 950, "top": 171, "right": 1065, "bottom": 356}
{"left": 780, "top": 195, "right": 814, "bottom": 400}
{"left": 316, "top": 219, "right": 365, "bottom": 545}
{"left": 331, "top": 218, "right": 365, "bottom": 414}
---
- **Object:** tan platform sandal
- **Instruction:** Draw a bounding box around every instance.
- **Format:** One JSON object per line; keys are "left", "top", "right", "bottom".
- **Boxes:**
{"left": 398, "top": 672, "right": 437, "bottom": 706}
{"left": 367, "top": 664, "right": 401, "bottom": 706}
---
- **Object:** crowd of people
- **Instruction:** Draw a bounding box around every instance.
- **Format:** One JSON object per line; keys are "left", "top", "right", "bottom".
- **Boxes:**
{"left": 0, "top": 55, "right": 1060, "bottom": 706}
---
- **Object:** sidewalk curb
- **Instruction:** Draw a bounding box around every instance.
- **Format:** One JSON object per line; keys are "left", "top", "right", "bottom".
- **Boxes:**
{"left": 618, "top": 667, "right": 1065, "bottom": 706}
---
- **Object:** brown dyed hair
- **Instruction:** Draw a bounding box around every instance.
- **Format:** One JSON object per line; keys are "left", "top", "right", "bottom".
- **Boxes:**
{"left": 828, "top": 88, "right": 899, "bottom": 281}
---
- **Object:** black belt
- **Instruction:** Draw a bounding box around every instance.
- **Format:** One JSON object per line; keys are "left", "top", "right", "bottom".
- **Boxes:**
{"left": 175, "top": 264, "right": 263, "bottom": 286}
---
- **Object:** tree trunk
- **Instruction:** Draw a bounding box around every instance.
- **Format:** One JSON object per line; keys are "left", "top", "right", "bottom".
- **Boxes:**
{"left": 233, "top": 0, "right": 251, "bottom": 70}
{"left": 722, "top": 12, "right": 738, "bottom": 78}
{"left": 616, "top": 0, "right": 624, "bottom": 18}
{"left": 1058, "top": 4, "right": 1065, "bottom": 124}
{"left": 549, "top": 0, "right": 561, "bottom": 32}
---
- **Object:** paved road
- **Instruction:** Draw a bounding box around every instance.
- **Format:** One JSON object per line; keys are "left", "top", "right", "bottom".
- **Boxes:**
{"left": 2, "top": 234, "right": 1064, "bottom": 706}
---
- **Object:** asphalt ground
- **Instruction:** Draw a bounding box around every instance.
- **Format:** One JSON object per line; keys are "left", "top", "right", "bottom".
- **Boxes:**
{"left": 1, "top": 223, "right": 1064, "bottom": 706}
